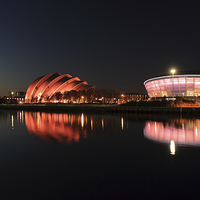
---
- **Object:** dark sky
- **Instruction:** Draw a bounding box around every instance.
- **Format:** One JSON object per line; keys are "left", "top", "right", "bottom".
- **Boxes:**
{"left": 0, "top": 0, "right": 200, "bottom": 96}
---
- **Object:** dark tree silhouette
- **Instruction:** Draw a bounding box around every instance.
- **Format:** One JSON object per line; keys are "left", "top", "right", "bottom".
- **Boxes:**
{"left": 63, "top": 91, "right": 70, "bottom": 101}
{"left": 51, "top": 92, "right": 63, "bottom": 101}
{"left": 86, "top": 88, "right": 95, "bottom": 103}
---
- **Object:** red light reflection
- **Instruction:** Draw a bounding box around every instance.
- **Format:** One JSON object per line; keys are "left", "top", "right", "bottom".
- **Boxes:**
{"left": 144, "top": 119, "right": 200, "bottom": 146}
{"left": 25, "top": 112, "right": 87, "bottom": 143}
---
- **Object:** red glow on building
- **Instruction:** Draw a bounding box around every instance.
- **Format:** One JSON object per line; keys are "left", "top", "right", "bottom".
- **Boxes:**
{"left": 25, "top": 72, "right": 94, "bottom": 103}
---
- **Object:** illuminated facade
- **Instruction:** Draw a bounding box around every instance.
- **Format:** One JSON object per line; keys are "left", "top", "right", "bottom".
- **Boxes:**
{"left": 144, "top": 75, "right": 200, "bottom": 98}
{"left": 25, "top": 72, "right": 94, "bottom": 103}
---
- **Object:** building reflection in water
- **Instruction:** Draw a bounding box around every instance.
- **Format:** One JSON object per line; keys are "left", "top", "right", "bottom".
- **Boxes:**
{"left": 11, "top": 115, "right": 14, "bottom": 129}
{"left": 144, "top": 119, "right": 200, "bottom": 155}
{"left": 25, "top": 112, "right": 87, "bottom": 144}
{"left": 3, "top": 110, "right": 25, "bottom": 130}
{"left": 121, "top": 117, "right": 124, "bottom": 130}
{"left": 25, "top": 112, "right": 125, "bottom": 144}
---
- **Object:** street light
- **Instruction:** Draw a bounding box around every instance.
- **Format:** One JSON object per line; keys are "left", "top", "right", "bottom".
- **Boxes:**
{"left": 171, "top": 69, "right": 176, "bottom": 100}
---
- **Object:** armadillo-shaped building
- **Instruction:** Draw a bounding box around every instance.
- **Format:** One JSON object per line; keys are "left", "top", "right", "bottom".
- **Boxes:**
{"left": 25, "top": 72, "right": 94, "bottom": 103}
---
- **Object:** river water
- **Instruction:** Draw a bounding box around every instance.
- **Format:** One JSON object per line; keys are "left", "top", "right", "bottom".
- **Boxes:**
{"left": 1, "top": 110, "right": 200, "bottom": 199}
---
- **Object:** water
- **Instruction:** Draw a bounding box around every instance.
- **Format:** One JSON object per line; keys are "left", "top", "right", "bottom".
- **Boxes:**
{"left": 1, "top": 110, "right": 200, "bottom": 199}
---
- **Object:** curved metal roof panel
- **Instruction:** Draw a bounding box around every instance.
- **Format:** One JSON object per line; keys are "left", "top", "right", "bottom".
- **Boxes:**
{"left": 42, "top": 75, "right": 73, "bottom": 97}
{"left": 25, "top": 73, "right": 94, "bottom": 103}
{"left": 144, "top": 74, "right": 200, "bottom": 85}
{"left": 31, "top": 73, "right": 61, "bottom": 98}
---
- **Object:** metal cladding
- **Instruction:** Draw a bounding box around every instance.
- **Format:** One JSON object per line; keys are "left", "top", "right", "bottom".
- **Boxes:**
{"left": 144, "top": 74, "right": 200, "bottom": 98}
{"left": 25, "top": 72, "right": 94, "bottom": 103}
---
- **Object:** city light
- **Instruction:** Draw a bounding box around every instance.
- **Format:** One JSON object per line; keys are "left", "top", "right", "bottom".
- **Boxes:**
{"left": 171, "top": 69, "right": 176, "bottom": 74}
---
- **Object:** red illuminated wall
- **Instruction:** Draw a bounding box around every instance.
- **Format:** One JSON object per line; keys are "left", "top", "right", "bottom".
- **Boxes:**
{"left": 25, "top": 72, "right": 94, "bottom": 103}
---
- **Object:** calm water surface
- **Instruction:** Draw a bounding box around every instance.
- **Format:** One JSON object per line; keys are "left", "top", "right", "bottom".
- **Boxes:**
{"left": 1, "top": 110, "right": 200, "bottom": 199}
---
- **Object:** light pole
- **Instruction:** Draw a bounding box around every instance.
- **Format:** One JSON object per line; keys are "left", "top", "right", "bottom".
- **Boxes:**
{"left": 171, "top": 69, "right": 176, "bottom": 101}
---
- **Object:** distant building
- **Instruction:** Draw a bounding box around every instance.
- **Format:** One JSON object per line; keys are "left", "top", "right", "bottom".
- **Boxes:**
{"left": 96, "top": 89, "right": 120, "bottom": 104}
{"left": 144, "top": 71, "right": 200, "bottom": 99}
{"left": 126, "top": 93, "right": 147, "bottom": 102}
{"left": 2, "top": 91, "right": 26, "bottom": 104}
{"left": 3, "top": 96, "right": 18, "bottom": 104}
{"left": 8, "top": 91, "right": 15, "bottom": 97}
{"left": 94, "top": 90, "right": 147, "bottom": 104}
{"left": 16, "top": 91, "right": 26, "bottom": 96}
{"left": 15, "top": 91, "right": 26, "bottom": 103}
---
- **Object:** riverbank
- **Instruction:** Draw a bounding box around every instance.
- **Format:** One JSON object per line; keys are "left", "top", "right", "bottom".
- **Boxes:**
{"left": 1, "top": 103, "right": 200, "bottom": 115}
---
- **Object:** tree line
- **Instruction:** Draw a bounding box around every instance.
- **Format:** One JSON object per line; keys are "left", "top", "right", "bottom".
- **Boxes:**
{"left": 31, "top": 88, "right": 121, "bottom": 104}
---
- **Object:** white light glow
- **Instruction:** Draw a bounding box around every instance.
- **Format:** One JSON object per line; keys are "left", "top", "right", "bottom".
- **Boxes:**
{"left": 121, "top": 117, "right": 124, "bottom": 130}
{"left": 170, "top": 140, "right": 176, "bottom": 155}
{"left": 81, "top": 113, "right": 84, "bottom": 128}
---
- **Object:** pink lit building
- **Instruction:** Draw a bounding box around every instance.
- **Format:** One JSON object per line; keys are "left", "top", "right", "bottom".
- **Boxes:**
{"left": 144, "top": 74, "right": 200, "bottom": 98}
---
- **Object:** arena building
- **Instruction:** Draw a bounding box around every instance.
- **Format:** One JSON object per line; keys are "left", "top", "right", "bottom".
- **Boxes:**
{"left": 25, "top": 72, "right": 94, "bottom": 103}
{"left": 144, "top": 72, "right": 200, "bottom": 98}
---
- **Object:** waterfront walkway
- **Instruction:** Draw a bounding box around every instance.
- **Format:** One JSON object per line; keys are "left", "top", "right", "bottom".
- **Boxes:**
{"left": 0, "top": 103, "right": 200, "bottom": 115}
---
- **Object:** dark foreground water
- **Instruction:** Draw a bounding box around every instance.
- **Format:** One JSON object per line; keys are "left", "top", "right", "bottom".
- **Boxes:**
{"left": 1, "top": 110, "right": 200, "bottom": 199}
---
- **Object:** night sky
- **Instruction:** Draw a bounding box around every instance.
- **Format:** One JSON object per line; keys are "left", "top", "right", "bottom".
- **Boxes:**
{"left": 1, "top": 1, "right": 200, "bottom": 96}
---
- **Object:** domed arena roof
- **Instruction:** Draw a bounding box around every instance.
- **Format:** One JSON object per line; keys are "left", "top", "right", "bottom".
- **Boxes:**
{"left": 25, "top": 72, "right": 94, "bottom": 103}
{"left": 144, "top": 73, "right": 200, "bottom": 98}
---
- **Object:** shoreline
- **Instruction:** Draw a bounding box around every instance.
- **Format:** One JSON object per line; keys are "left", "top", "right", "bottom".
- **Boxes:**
{"left": 0, "top": 104, "right": 200, "bottom": 115}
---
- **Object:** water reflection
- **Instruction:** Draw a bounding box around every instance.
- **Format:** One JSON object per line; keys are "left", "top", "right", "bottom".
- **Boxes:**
{"left": 121, "top": 117, "right": 124, "bottom": 130}
{"left": 144, "top": 119, "right": 200, "bottom": 149}
{"left": 11, "top": 115, "right": 14, "bottom": 129}
{"left": 170, "top": 140, "right": 175, "bottom": 155}
{"left": 25, "top": 112, "right": 125, "bottom": 143}
{"left": 0, "top": 110, "right": 25, "bottom": 129}
{"left": 25, "top": 112, "right": 87, "bottom": 143}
